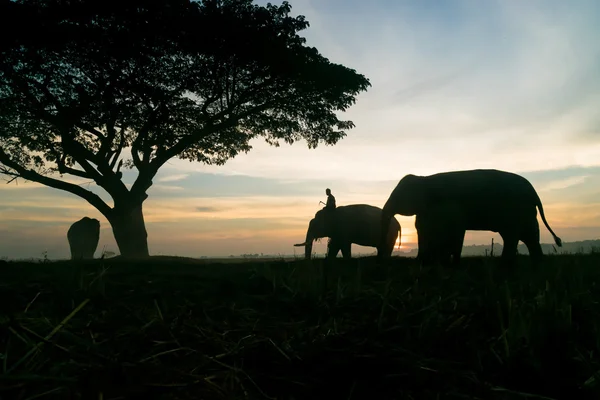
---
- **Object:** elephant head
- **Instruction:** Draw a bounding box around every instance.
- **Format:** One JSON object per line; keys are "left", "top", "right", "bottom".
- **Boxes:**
{"left": 382, "top": 174, "right": 431, "bottom": 217}
{"left": 294, "top": 209, "right": 336, "bottom": 259}
{"left": 379, "top": 174, "right": 430, "bottom": 253}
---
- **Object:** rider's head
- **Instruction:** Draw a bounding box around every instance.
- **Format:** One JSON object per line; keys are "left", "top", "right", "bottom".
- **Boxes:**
{"left": 325, "top": 188, "right": 331, "bottom": 195}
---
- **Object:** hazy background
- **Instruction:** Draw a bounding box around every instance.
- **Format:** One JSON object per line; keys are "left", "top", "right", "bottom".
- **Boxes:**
{"left": 1, "top": 0, "right": 599, "bottom": 259}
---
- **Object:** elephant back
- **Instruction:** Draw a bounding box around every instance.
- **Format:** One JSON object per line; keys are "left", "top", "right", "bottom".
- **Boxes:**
{"left": 68, "top": 217, "right": 100, "bottom": 240}
{"left": 425, "top": 169, "right": 539, "bottom": 205}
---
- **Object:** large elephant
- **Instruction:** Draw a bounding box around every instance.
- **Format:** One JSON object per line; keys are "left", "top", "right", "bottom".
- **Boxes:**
{"left": 414, "top": 202, "right": 465, "bottom": 266}
{"left": 67, "top": 217, "right": 101, "bottom": 260}
{"left": 295, "top": 204, "right": 401, "bottom": 259}
{"left": 379, "top": 169, "right": 562, "bottom": 265}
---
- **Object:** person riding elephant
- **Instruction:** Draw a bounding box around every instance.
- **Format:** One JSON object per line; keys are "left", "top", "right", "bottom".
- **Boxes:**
{"left": 325, "top": 188, "right": 336, "bottom": 210}
{"left": 379, "top": 169, "right": 562, "bottom": 266}
{"left": 321, "top": 188, "right": 337, "bottom": 236}
{"left": 295, "top": 204, "right": 400, "bottom": 260}
{"left": 67, "top": 217, "right": 101, "bottom": 260}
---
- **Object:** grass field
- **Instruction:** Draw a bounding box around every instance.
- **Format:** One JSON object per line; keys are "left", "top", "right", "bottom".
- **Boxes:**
{"left": 1, "top": 254, "right": 600, "bottom": 399}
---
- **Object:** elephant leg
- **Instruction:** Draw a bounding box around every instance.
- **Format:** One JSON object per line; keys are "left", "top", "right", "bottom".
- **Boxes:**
{"left": 500, "top": 231, "right": 519, "bottom": 267}
{"left": 383, "top": 242, "right": 394, "bottom": 258}
{"left": 415, "top": 217, "right": 431, "bottom": 265}
{"left": 521, "top": 218, "right": 543, "bottom": 267}
{"left": 418, "top": 233, "right": 436, "bottom": 266}
{"left": 442, "top": 240, "right": 456, "bottom": 267}
{"left": 438, "top": 235, "right": 453, "bottom": 267}
{"left": 416, "top": 231, "right": 428, "bottom": 265}
{"left": 450, "top": 229, "right": 465, "bottom": 267}
{"left": 340, "top": 242, "right": 352, "bottom": 259}
{"left": 440, "top": 252, "right": 453, "bottom": 268}
{"left": 416, "top": 210, "right": 455, "bottom": 267}
{"left": 425, "top": 238, "right": 441, "bottom": 265}
{"left": 429, "top": 229, "right": 456, "bottom": 267}
{"left": 382, "top": 234, "right": 396, "bottom": 258}
{"left": 327, "top": 238, "right": 341, "bottom": 259}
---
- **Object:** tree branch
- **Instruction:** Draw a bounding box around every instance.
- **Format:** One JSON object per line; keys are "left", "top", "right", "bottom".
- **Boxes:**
{"left": 75, "top": 121, "right": 105, "bottom": 141}
{"left": 59, "top": 135, "right": 105, "bottom": 180}
{"left": 151, "top": 100, "right": 277, "bottom": 174}
{"left": 109, "top": 127, "right": 126, "bottom": 170}
{"left": 17, "top": 72, "right": 122, "bottom": 184}
{"left": 0, "top": 148, "right": 113, "bottom": 218}
{"left": 6, "top": 68, "right": 118, "bottom": 191}
{"left": 131, "top": 102, "right": 162, "bottom": 170}
{"left": 51, "top": 149, "right": 91, "bottom": 179}
{"left": 131, "top": 144, "right": 143, "bottom": 170}
{"left": 98, "top": 81, "right": 121, "bottom": 162}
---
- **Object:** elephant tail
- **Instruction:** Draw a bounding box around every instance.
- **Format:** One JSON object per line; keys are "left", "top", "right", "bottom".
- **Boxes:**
{"left": 536, "top": 194, "right": 563, "bottom": 247}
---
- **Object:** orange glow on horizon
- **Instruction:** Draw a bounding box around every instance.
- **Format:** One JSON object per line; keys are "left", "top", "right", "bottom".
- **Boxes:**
{"left": 0, "top": 178, "right": 598, "bottom": 259}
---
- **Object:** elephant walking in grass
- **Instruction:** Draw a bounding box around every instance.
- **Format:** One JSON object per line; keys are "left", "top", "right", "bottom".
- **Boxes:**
{"left": 67, "top": 217, "right": 101, "bottom": 260}
{"left": 295, "top": 204, "right": 401, "bottom": 260}
{"left": 415, "top": 202, "right": 465, "bottom": 267}
{"left": 379, "top": 169, "right": 562, "bottom": 266}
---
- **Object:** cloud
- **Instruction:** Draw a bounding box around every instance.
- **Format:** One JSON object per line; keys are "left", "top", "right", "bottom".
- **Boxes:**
{"left": 151, "top": 184, "right": 185, "bottom": 192}
{"left": 196, "top": 206, "right": 222, "bottom": 213}
{"left": 162, "top": 137, "right": 600, "bottom": 184}
{"left": 208, "top": 0, "right": 600, "bottom": 183}
{"left": 156, "top": 173, "right": 189, "bottom": 183}
{"left": 539, "top": 176, "right": 589, "bottom": 192}
{"left": 392, "top": 70, "right": 467, "bottom": 105}
{"left": 143, "top": 196, "right": 319, "bottom": 223}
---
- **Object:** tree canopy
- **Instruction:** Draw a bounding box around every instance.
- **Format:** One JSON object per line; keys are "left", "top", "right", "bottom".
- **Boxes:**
{"left": 0, "top": 0, "right": 371, "bottom": 257}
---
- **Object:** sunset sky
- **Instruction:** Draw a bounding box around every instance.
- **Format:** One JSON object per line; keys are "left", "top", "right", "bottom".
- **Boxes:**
{"left": 1, "top": 0, "right": 599, "bottom": 259}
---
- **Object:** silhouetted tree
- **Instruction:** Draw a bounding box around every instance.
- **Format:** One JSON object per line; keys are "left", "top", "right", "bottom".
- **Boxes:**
{"left": 0, "top": 0, "right": 370, "bottom": 257}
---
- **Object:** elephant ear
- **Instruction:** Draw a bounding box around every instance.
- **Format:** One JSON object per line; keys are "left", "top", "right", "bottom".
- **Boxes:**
{"left": 327, "top": 210, "right": 344, "bottom": 237}
{"left": 397, "top": 174, "right": 436, "bottom": 214}
{"left": 415, "top": 176, "right": 447, "bottom": 210}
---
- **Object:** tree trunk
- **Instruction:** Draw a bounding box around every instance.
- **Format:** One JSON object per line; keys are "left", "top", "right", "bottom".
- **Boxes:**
{"left": 109, "top": 202, "right": 150, "bottom": 258}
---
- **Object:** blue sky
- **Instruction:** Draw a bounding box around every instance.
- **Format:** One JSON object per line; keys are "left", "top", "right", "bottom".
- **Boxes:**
{"left": 1, "top": 0, "right": 599, "bottom": 259}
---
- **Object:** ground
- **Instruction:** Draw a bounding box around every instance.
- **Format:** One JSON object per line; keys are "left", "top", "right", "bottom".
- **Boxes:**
{"left": 1, "top": 254, "right": 599, "bottom": 399}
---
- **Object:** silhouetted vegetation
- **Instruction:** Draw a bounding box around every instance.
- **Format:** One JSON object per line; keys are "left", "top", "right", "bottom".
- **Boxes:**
{"left": 1, "top": 254, "right": 599, "bottom": 399}
{"left": 0, "top": 0, "right": 370, "bottom": 257}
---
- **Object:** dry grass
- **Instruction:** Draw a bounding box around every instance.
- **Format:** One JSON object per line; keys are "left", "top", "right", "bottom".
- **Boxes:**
{"left": 1, "top": 253, "right": 600, "bottom": 399}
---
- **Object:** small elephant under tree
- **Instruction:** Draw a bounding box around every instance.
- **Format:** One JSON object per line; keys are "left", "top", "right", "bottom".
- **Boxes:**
{"left": 415, "top": 202, "right": 465, "bottom": 267}
{"left": 295, "top": 204, "right": 401, "bottom": 260}
{"left": 380, "top": 169, "right": 562, "bottom": 266}
{"left": 67, "top": 217, "right": 100, "bottom": 260}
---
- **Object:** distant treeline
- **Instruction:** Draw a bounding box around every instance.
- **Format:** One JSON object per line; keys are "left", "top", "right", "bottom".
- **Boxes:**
{"left": 5, "top": 240, "right": 598, "bottom": 262}
{"left": 225, "top": 239, "right": 600, "bottom": 259}
{"left": 397, "top": 239, "right": 600, "bottom": 258}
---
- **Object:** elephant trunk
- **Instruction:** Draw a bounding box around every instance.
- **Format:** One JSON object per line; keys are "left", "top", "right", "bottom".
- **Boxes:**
{"left": 293, "top": 219, "right": 316, "bottom": 259}
{"left": 292, "top": 239, "right": 314, "bottom": 259}
{"left": 303, "top": 221, "right": 316, "bottom": 259}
